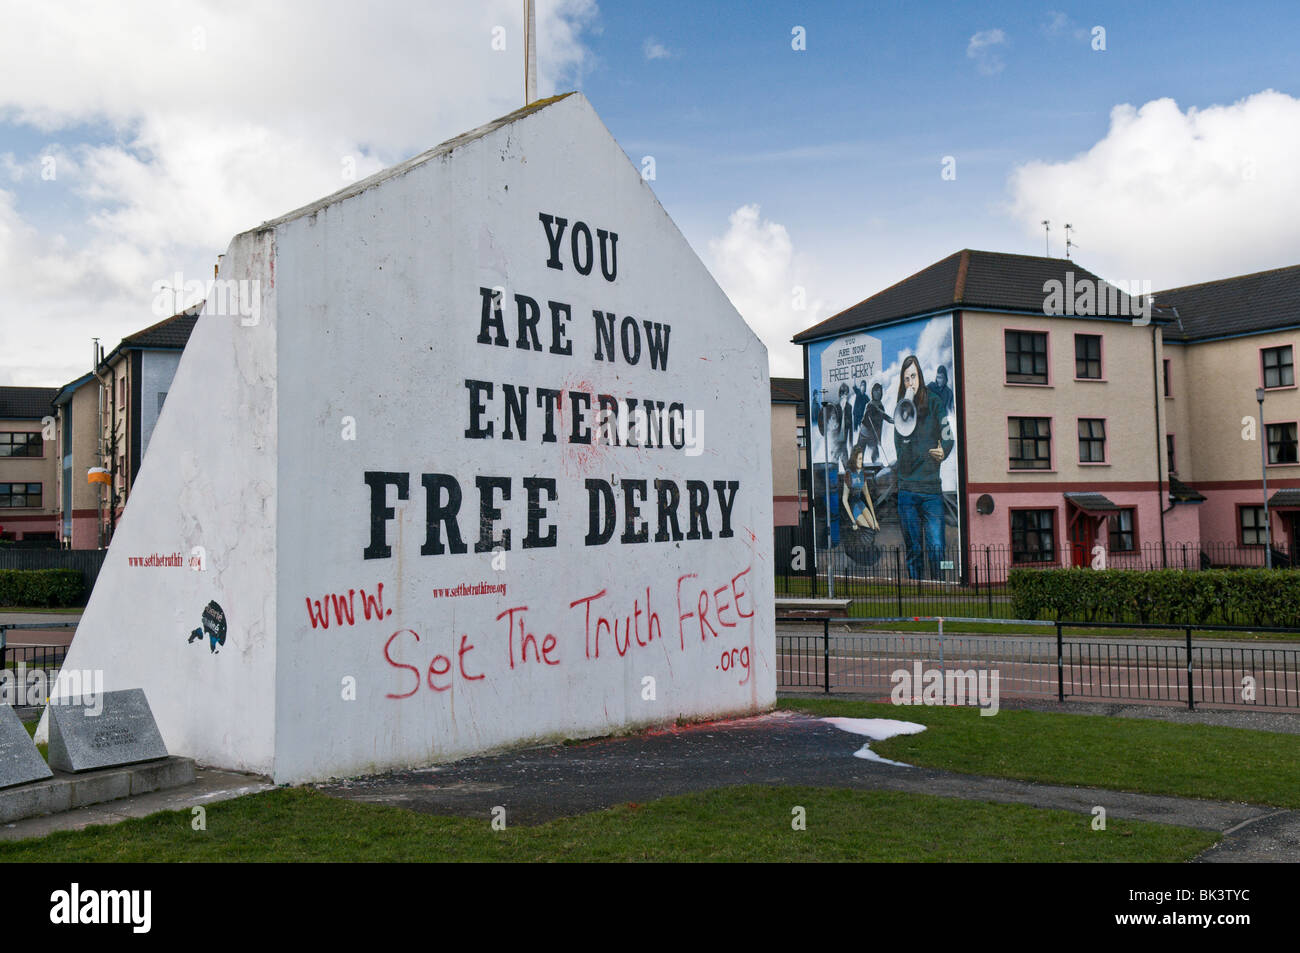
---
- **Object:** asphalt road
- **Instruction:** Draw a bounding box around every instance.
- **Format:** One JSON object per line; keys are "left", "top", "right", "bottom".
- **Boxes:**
{"left": 0, "top": 612, "right": 79, "bottom": 647}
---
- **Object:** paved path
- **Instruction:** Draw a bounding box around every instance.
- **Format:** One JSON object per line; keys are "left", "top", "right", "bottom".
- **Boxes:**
{"left": 317, "top": 709, "right": 1299, "bottom": 861}
{"left": 0, "top": 767, "right": 273, "bottom": 841}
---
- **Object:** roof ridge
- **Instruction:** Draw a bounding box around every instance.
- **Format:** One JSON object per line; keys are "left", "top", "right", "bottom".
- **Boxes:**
{"left": 953, "top": 249, "right": 970, "bottom": 301}
{"left": 1157, "top": 261, "right": 1300, "bottom": 295}
{"left": 836, "top": 248, "right": 963, "bottom": 311}
{"left": 122, "top": 308, "right": 200, "bottom": 345}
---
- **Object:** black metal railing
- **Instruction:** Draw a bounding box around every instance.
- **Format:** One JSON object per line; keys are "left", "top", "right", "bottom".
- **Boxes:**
{"left": 1, "top": 622, "right": 74, "bottom": 707}
{"left": 777, "top": 616, "right": 1300, "bottom": 711}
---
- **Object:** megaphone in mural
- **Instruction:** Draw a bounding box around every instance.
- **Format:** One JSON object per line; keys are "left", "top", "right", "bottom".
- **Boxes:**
{"left": 894, "top": 387, "right": 918, "bottom": 437}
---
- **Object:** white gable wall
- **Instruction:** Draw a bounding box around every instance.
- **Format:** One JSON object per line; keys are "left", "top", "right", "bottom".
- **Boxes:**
{"left": 44, "top": 94, "right": 773, "bottom": 784}
{"left": 39, "top": 228, "right": 279, "bottom": 775}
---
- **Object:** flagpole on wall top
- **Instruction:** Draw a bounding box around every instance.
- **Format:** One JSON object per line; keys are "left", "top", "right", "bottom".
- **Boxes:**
{"left": 524, "top": 0, "right": 537, "bottom": 105}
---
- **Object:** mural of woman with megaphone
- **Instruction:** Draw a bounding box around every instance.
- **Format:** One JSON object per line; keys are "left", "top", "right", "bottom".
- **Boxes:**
{"left": 893, "top": 355, "right": 954, "bottom": 580}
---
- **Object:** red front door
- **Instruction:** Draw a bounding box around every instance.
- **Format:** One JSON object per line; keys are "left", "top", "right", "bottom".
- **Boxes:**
{"left": 1070, "top": 514, "right": 1097, "bottom": 567}
{"left": 1285, "top": 513, "right": 1300, "bottom": 562}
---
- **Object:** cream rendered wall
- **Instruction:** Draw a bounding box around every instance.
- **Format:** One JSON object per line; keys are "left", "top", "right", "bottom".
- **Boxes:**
{"left": 961, "top": 310, "right": 1168, "bottom": 557}
{"left": 771, "top": 402, "right": 802, "bottom": 525}
{"left": 1182, "top": 331, "right": 1300, "bottom": 484}
{"left": 961, "top": 310, "right": 1163, "bottom": 486}
{"left": 0, "top": 420, "right": 57, "bottom": 538}
{"left": 1180, "top": 330, "right": 1300, "bottom": 549}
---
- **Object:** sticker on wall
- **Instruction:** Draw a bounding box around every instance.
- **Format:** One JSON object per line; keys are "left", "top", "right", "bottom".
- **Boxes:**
{"left": 187, "top": 600, "right": 227, "bottom": 654}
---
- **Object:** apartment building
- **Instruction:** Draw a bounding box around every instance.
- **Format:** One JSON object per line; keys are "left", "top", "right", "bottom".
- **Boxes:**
{"left": 791, "top": 249, "right": 1298, "bottom": 579}
{"left": 52, "top": 373, "right": 102, "bottom": 548}
{"left": 93, "top": 306, "right": 200, "bottom": 543}
{"left": 0, "top": 306, "right": 201, "bottom": 549}
{"left": 0, "top": 386, "right": 59, "bottom": 542}
{"left": 771, "top": 376, "right": 809, "bottom": 528}
{"left": 1159, "top": 264, "right": 1300, "bottom": 554}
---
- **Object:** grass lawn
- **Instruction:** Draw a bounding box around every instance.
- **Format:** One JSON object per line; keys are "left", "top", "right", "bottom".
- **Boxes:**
{"left": 780, "top": 698, "right": 1300, "bottom": 807}
{"left": 0, "top": 785, "right": 1215, "bottom": 863}
{"left": 21, "top": 717, "right": 48, "bottom": 760}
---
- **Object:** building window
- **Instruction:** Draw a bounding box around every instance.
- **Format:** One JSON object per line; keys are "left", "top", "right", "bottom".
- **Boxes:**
{"left": 1005, "top": 331, "right": 1048, "bottom": 384}
{"left": 1109, "top": 508, "right": 1136, "bottom": 552}
{"left": 798, "top": 469, "right": 809, "bottom": 493}
{"left": 0, "top": 432, "right": 43, "bottom": 457}
{"left": 795, "top": 402, "right": 806, "bottom": 419}
{"left": 1240, "top": 506, "right": 1268, "bottom": 546}
{"left": 1163, "top": 358, "right": 1172, "bottom": 396}
{"left": 1078, "top": 418, "right": 1106, "bottom": 463}
{"left": 1262, "top": 346, "right": 1294, "bottom": 388}
{"left": 0, "top": 483, "right": 42, "bottom": 508}
{"left": 1008, "top": 417, "right": 1052, "bottom": 469}
{"left": 1011, "top": 510, "right": 1056, "bottom": 562}
{"left": 118, "top": 375, "right": 126, "bottom": 403}
{"left": 796, "top": 424, "right": 807, "bottom": 449}
{"left": 1075, "top": 334, "right": 1102, "bottom": 379}
{"left": 1167, "top": 434, "right": 1177, "bottom": 474}
{"left": 1267, "top": 422, "right": 1299, "bottom": 464}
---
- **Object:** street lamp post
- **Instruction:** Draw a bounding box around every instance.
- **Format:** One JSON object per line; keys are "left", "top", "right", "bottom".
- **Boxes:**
{"left": 1257, "top": 387, "right": 1272, "bottom": 569}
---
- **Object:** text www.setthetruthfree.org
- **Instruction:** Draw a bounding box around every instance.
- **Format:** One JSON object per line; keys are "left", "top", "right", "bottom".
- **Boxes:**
{"left": 432, "top": 581, "right": 507, "bottom": 599}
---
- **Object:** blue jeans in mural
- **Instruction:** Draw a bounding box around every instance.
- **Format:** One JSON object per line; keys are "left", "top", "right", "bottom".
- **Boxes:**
{"left": 898, "top": 490, "right": 946, "bottom": 580}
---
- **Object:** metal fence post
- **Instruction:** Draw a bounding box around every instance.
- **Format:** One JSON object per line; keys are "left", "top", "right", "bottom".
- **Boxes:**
{"left": 894, "top": 548, "right": 903, "bottom": 615}
{"left": 1056, "top": 621, "right": 1064, "bottom": 703}
{"left": 1186, "top": 626, "right": 1194, "bottom": 710}
{"left": 985, "top": 546, "right": 994, "bottom": 616}
{"left": 823, "top": 617, "right": 830, "bottom": 694}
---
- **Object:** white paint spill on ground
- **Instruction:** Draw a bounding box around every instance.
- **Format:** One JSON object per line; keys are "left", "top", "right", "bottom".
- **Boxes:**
{"left": 822, "top": 717, "right": 927, "bottom": 767}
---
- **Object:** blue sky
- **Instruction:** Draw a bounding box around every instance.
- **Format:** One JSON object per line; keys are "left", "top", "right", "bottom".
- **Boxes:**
{"left": 3, "top": 0, "right": 1298, "bottom": 384}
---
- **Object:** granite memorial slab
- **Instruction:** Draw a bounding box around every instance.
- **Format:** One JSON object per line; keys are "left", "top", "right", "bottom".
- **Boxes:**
{"left": 47, "top": 689, "right": 168, "bottom": 773}
{"left": 0, "top": 703, "right": 54, "bottom": 788}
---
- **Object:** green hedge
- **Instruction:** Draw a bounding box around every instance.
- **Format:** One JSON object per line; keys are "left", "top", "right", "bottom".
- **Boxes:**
{"left": 1007, "top": 568, "right": 1300, "bottom": 628}
{"left": 0, "top": 569, "right": 84, "bottom": 608}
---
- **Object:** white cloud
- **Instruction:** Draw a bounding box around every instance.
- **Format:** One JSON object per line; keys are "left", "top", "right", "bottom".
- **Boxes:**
{"left": 967, "top": 28, "right": 1007, "bottom": 75}
{"left": 0, "top": 0, "right": 599, "bottom": 385}
{"left": 706, "top": 204, "right": 825, "bottom": 378}
{"left": 643, "top": 37, "right": 672, "bottom": 60}
{"left": 1007, "top": 90, "right": 1300, "bottom": 288}
{"left": 1044, "top": 11, "right": 1087, "bottom": 40}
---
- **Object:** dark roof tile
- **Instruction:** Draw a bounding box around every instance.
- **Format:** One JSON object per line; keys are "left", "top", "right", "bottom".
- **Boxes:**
{"left": 122, "top": 310, "right": 200, "bottom": 350}
{"left": 0, "top": 386, "right": 59, "bottom": 420}
{"left": 770, "top": 377, "right": 805, "bottom": 403}
{"left": 793, "top": 250, "right": 1151, "bottom": 343}
{"left": 1156, "top": 264, "right": 1300, "bottom": 342}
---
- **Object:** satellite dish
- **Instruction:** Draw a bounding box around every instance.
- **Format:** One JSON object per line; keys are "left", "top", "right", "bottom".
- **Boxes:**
{"left": 976, "top": 494, "right": 995, "bottom": 515}
{"left": 894, "top": 387, "right": 918, "bottom": 437}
